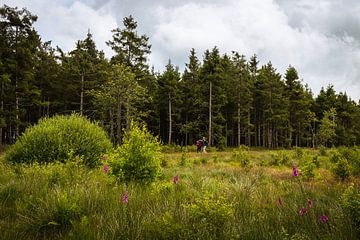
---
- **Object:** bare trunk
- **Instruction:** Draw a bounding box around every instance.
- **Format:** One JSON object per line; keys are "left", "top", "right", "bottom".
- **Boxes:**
{"left": 126, "top": 98, "right": 130, "bottom": 132}
{"left": 247, "top": 112, "right": 251, "bottom": 146}
{"left": 15, "top": 26, "right": 19, "bottom": 139}
{"left": 185, "top": 113, "right": 188, "bottom": 145}
{"left": 0, "top": 81, "right": 3, "bottom": 145}
{"left": 110, "top": 108, "right": 114, "bottom": 143}
{"left": 168, "top": 93, "right": 172, "bottom": 145}
{"left": 237, "top": 100, "right": 241, "bottom": 147}
{"left": 208, "top": 81, "right": 212, "bottom": 146}
{"left": 116, "top": 100, "right": 122, "bottom": 144}
{"left": 80, "top": 73, "right": 84, "bottom": 116}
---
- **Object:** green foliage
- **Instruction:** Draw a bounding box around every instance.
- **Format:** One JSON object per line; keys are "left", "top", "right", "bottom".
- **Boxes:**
{"left": 319, "top": 146, "right": 327, "bottom": 156}
{"left": 269, "top": 150, "right": 290, "bottom": 166}
{"left": 341, "top": 184, "right": 360, "bottom": 232}
{"left": 185, "top": 195, "right": 234, "bottom": 239}
{"left": 5, "top": 114, "right": 112, "bottom": 167}
{"left": 318, "top": 108, "right": 337, "bottom": 147}
{"left": 332, "top": 157, "right": 351, "bottom": 180}
{"left": 110, "top": 122, "right": 161, "bottom": 184}
{"left": 145, "top": 212, "right": 182, "bottom": 239}
{"left": 0, "top": 149, "right": 358, "bottom": 239}
{"left": 301, "top": 160, "right": 316, "bottom": 180}
{"left": 231, "top": 146, "right": 251, "bottom": 167}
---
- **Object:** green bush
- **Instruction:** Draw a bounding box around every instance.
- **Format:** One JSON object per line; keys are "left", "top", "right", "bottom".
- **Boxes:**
{"left": 5, "top": 114, "right": 112, "bottom": 167}
{"left": 269, "top": 150, "right": 290, "bottom": 166}
{"left": 341, "top": 184, "right": 360, "bottom": 232}
{"left": 231, "top": 146, "right": 251, "bottom": 167}
{"left": 301, "top": 160, "right": 316, "bottom": 180}
{"left": 332, "top": 157, "right": 352, "bottom": 180}
{"left": 185, "top": 195, "right": 233, "bottom": 239}
{"left": 109, "top": 122, "right": 161, "bottom": 184}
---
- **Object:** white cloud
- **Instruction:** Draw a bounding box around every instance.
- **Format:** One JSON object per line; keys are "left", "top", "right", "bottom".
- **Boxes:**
{"left": 2, "top": 0, "right": 117, "bottom": 56}
{"left": 2, "top": 0, "right": 360, "bottom": 100}
{"left": 150, "top": 0, "right": 360, "bottom": 100}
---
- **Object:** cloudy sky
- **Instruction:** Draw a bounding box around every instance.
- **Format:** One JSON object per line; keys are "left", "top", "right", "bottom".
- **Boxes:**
{"left": 2, "top": 0, "right": 360, "bottom": 100}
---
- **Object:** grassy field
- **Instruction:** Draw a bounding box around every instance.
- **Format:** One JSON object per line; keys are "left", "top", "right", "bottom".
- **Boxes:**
{"left": 0, "top": 147, "right": 359, "bottom": 239}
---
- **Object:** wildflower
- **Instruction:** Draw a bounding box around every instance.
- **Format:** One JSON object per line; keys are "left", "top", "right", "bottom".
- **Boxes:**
{"left": 103, "top": 164, "right": 109, "bottom": 174}
{"left": 173, "top": 174, "right": 179, "bottom": 184}
{"left": 299, "top": 208, "right": 307, "bottom": 216}
{"left": 278, "top": 196, "right": 283, "bottom": 206}
{"left": 101, "top": 155, "right": 108, "bottom": 161}
{"left": 122, "top": 191, "right": 129, "bottom": 204}
{"left": 292, "top": 164, "right": 299, "bottom": 177}
{"left": 307, "top": 199, "right": 313, "bottom": 208}
{"left": 319, "top": 215, "right": 329, "bottom": 223}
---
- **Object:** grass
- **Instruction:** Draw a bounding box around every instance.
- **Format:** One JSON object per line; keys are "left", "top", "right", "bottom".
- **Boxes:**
{"left": 0, "top": 148, "right": 359, "bottom": 239}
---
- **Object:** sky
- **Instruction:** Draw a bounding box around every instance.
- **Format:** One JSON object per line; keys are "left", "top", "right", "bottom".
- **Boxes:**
{"left": 2, "top": 0, "right": 360, "bottom": 101}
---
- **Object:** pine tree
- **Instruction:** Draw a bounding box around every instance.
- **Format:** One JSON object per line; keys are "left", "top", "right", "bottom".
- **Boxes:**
{"left": 318, "top": 108, "right": 337, "bottom": 147}
{"left": 157, "top": 60, "right": 181, "bottom": 144}
{"left": 0, "top": 5, "right": 41, "bottom": 142}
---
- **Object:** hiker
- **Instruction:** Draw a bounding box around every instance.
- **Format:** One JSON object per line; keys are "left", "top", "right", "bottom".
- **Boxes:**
{"left": 196, "top": 138, "right": 203, "bottom": 153}
{"left": 202, "top": 137, "right": 208, "bottom": 153}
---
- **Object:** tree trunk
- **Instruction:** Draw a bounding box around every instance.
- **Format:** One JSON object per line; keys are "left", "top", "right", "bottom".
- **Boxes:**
{"left": 237, "top": 96, "right": 241, "bottom": 147}
{"left": 80, "top": 73, "right": 84, "bottom": 116}
{"left": 247, "top": 111, "right": 251, "bottom": 146}
{"left": 126, "top": 98, "right": 130, "bottom": 132}
{"left": 168, "top": 93, "right": 172, "bottom": 145}
{"left": 110, "top": 108, "right": 114, "bottom": 144}
{"left": 116, "top": 100, "right": 122, "bottom": 144}
{"left": 185, "top": 113, "right": 188, "bottom": 145}
{"left": 15, "top": 26, "right": 19, "bottom": 139}
{"left": 208, "top": 81, "right": 212, "bottom": 146}
{"left": 0, "top": 81, "right": 3, "bottom": 145}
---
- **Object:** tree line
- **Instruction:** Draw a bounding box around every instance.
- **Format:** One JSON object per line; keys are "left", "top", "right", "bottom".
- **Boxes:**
{"left": 1, "top": 5, "right": 360, "bottom": 148}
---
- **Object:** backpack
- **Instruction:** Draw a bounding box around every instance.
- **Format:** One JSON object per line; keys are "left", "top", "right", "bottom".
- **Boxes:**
{"left": 196, "top": 140, "right": 202, "bottom": 147}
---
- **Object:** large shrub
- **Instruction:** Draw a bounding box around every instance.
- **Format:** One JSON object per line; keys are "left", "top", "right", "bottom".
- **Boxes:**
{"left": 5, "top": 114, "right": 112, "bottom": 167}
{"left": 109, "top": 122, "right": 161, "bottom": 184}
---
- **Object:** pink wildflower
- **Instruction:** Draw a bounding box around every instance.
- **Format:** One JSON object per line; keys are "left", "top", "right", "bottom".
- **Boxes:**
{"left": 292, "top": 164, "right": 299, "bottom": 177}
{"left": 319, "top": 215, "right": 329, "bottom": 223}
{"left": 173, "top": 174, "right": 179, "bottom": 184}
{"left": 299, "top": 208, "right": 307, "bottom": 216}
{"left": 103, "top": 164, "right": 109, "bottom": 174}
{"left": 307, "top": 199, "right": 313, "bottom": 208}
{"left": 122, "top": 191, "right": 128, "bottom": 204}
{"left": 278, "top": 196, "right": 283, "bottom": 206}
{"left": 101, "top": 155, "right": 108, "bottom": 161}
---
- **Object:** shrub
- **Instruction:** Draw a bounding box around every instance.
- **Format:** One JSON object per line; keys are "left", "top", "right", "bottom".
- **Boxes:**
{"left": 341, "top": 184, "right": 360, "bottom": 232}
{"left": 231, "top": 146, "right": 251, "bottom": 167}
{"left": 110, "top": 122, "right": 161, "bottom": 184}
{"left": 301, "top": 160, "right": 316, "bottom": 180}
{"left": 269, "top": 150, "right": 290, "bottom": 166}
{"left": 5, "top": 114, "right": 112, "bottom": 167}
{"left": 185, "top": 195, "right": 233, "bottom": 239}
{"left": 332, "top": 157, "right": 351, "bottom": 180}
{"left": 145, "top": 212, "right": 182, "bottom": 239}
{"left": 319, "top": 145, "right": 327, "bottom": 156}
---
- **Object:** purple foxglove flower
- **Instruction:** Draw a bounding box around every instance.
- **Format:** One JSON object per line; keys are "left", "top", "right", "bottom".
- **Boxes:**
{"left": 299, "top": 208, "right": 307, "bottom": 216}
{"left": 122, "top": 191, "right": 128, "bottom": 204}
{"left": 292, "top": 164, "right": 299, "bottom": 177}
{"left": 278, "top": 196, "right": 283, "bottom": 206}
{"left": 307, "top": 199, "right": 313, "bottom": 208}
{"left": 173, "top": 174, "right": 179, "bottom": 184}
{"left": 319, "top": 215, "right": 329, "bottom": 222}
{"left": 103, "top": 164, "right": 109, "bottom": 174}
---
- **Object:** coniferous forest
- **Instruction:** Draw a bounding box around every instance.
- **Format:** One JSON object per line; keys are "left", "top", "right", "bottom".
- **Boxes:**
{"left": 1, "top": 5, "right": 360, "bottom": 149}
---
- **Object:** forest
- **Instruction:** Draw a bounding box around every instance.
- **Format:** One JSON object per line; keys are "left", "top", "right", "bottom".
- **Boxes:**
{"left": 1, "top": 4, "right": 360, "bottom": 149}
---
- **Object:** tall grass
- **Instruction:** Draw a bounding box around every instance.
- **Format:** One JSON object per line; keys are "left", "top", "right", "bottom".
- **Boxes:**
{"left": 0, "top": 148, "right": 359, "bottom": 239}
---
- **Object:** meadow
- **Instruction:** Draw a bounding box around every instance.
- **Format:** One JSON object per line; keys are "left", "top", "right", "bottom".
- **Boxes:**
{"left": 0, "top": 146, "right": 359, "bottom": 240}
